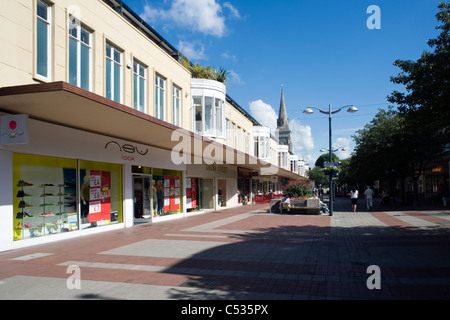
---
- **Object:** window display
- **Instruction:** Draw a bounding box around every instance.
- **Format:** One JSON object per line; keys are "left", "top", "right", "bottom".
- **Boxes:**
{"left": 152, "top": 169, "right": 182, "bottom": 217}
{"left": 79, "top": 160, "right": 123, "bottom": 229}
{"left": 13, "top": 154, "right": 78, "bottom": 241}
{"left": 13, "top": 154, "right": 123, "bottom": 241}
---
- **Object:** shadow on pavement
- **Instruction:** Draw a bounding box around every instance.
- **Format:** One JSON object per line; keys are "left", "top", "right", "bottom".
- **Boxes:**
{"left": 162, "top": 203, "right": 450, "bottom": 300}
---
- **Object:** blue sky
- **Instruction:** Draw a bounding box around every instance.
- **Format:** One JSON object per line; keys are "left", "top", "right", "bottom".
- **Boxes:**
{"left": 126, "top": 0, "right": 442, "bottom": 166}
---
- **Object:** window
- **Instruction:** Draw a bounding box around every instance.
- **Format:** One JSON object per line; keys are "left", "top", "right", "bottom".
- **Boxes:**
{"left": 204, "top": 97, "right": 214, "bottom": 135}
{"left": 193, "top": 97, "right": 203, "bottom": 134}
{"left": 133, "top": 61, "right": 147, "bottom": 112}
{"left": 36, "top": 0, "right": 52, "bottom": 80}
{"left": 215, "top": 98, "right": 223, "bottom": 137}
{"left": 172, "top": 85, "right": 181, "bottom": 126}
{"left": 192, "top": 96, "right": 225, "bottom": 138}
{"left": 155, "top": 74, "right": 166, "bottom": 120}
{"left": 69, "top": 17, "right": 92, "bottom": 91}
{"left": 231, "top": 123, "right": 236, "bottom": 148}
{"left": 105, "top": 43, "right": 123, "bottom": 103}
{"left": 226, "top": 118, "right": 231, "bottom": 146}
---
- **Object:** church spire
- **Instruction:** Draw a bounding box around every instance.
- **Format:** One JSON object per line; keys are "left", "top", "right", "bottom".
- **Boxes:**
{"left": 276, "top": 85, "right": 293, "bottom": 154}
{"left": 277, "top": 86, "right": 288, "bottom": 128}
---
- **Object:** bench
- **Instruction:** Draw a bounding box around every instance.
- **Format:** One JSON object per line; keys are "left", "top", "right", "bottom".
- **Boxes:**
{"left": 269, "top": 198, "right": 322, "bottom": 215}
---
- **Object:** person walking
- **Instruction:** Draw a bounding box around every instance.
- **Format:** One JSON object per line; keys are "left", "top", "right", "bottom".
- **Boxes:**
{"left": 365, "top": 185, "right": 374, "bottom": 210}
{"left": 349, "top": 187, "right": 359, "bottom": 212}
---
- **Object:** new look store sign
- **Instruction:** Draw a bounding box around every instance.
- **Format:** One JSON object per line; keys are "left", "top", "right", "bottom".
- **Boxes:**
{"left": 0, "top": 114, "right": 29, "bottom": 145}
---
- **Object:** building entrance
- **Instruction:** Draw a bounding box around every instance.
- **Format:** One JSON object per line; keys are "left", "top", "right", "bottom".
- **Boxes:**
{"left": 133, "top": 175, "right": 152, "bottom": 224}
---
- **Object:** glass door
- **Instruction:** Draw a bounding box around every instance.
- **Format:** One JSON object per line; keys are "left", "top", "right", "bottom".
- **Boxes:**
{"left": 133, "top": 175, "right": 152, "bottom": 224}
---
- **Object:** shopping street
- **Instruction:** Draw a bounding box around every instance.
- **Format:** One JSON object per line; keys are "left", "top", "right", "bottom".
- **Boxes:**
{"left": 0, "top": 197, "right": 449, "bottom": 301}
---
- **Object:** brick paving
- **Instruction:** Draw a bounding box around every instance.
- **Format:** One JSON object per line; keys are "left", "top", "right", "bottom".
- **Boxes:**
{"left": 0, "top": 199, "right": 449, "bottom": 300}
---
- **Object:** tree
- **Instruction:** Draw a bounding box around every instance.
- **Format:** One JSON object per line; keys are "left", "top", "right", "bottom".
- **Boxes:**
{"left": 306, "top": 166, "right": 328, "bottom": 187}
{"left": 315, "top": 153, "right": 339, "bottom": 168}
{"left": 388, "top": 1, "right": 450, "bottom": 138}
{"left": 387, "top": 1, "right": 450, "bottom": 204}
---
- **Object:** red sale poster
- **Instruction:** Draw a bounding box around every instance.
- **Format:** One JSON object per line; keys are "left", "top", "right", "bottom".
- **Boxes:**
{"left": 88, "top": 170, "right": 111, "bottom": 222}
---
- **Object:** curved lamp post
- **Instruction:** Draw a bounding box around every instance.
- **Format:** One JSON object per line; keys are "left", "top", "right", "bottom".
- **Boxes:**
{"left": 303, "top": 105, "right": 358, "bottom": 216}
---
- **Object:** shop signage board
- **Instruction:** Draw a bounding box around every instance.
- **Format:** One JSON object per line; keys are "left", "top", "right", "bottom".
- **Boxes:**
{"left": 0, "top": 114, "right": 29, "bottom": 145}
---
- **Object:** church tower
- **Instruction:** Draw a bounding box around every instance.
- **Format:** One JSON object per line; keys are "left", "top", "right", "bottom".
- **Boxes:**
{"left": 276, "top": 88, "right": 293, "bottom": 154}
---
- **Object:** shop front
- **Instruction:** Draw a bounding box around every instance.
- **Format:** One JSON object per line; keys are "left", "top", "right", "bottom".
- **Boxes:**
{"left": 0, "top": 113, "right": 186, "bottom": 252}
{"left": 186, "top": 164, "right": 238, "bottom": 213}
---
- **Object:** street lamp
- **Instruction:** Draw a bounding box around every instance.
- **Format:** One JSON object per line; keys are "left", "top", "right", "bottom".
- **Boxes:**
{"left": 303, "top": 104, "right": 358, "bottom": 216}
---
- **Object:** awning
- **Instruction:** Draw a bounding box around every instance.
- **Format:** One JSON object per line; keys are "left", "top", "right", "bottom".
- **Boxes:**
{"left": 0, "top": 82, "right": 306, "bottom": 181}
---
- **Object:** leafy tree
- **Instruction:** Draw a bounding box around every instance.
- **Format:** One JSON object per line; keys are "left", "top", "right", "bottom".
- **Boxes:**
{"left": 306, "top": 166, "right": 328, "bottom": 187}
{"left": 388, "top": 1, "right": 450, "bottom": 136}
{"left": 315, "top": 153, "right": 339, "bottom": 168}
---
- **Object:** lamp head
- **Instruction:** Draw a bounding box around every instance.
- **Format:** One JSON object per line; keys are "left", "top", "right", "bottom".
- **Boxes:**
{"left": 303, "top": 108, "right": 314, "bottom": 115}
{"left": 347, "top": 106, "right": 358, "bottom": 113}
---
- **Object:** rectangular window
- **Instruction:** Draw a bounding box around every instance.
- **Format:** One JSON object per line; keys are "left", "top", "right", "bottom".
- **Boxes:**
{"left": 231, "top": 123, "right": 236, "bottom": 148}
{"left": 226, "top": 118, "right": 231, "bottom": 146}
{"left": 204, "top": 97, "right": 214, "bottom": 136}
{"left": 69, "top": 17, "right": 92, "bottom": 91}
{"left": 172, "top": 85, "right": 181, "bottom": 126}
{"left": 155, "top": 74, "right": 166, "bottom": 120}
{"left": 36, "top": 0, "right": 51, "bottom": 80}
{"left": 133, "top": 61, "right": 147, "bottom": 113}
{"left": 105, "top": 43, "right": 123, "bottom": 103}
{"left": 215, "top": 98, "right": 223, "bottom": 137}
{"left": 193, "top": 96, "right": 203, "bottom": 134}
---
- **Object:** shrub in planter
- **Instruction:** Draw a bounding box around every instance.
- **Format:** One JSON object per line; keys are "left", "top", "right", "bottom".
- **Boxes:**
{"left": 283, "top": 179, "right": 313, "bottom": 198}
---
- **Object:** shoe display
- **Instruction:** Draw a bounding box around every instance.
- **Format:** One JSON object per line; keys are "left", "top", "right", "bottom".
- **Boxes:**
{"left": 19, "top": 201, "right": 32, "bottom": 208}
{"left": 16, "top": 190, "right": 32, "bottom": 197}
{"left": 40, "top": 193, "right": 54, "bottom": 197}
{"left": 39, "top": 184, "right": 54, "bottom": 187}
{"left": 17, "top": 180, "right": 33, "bottom": 187}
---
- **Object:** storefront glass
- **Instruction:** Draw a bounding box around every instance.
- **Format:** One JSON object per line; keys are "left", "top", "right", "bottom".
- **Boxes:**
{"left": 13, "top": 153, "right": 123, "bottom": 241}
{"left": 152, "top": 169, "right": 182, "bottom": 217}
{"left": 79, "top": 160, "right": 123, "bottom": 229}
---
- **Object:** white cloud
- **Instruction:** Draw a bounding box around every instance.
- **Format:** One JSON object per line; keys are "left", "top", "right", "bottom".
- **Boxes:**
{"left": 177, "top": 41, "right": 207, "bottom": 60}
{"left": 248, "top": 100, "right": 277, "bottom": 133}
{"left": 334, "top": 137, "right": 352, "bottom": 159}
{"left": 290, "top": 119, "right": 315, "bottom": 154}
{"left": 141, "top": 0, "right": 230, "bottom": 38}
{"left": 223, "top": 2, "right": 240, "bottom": 19}
{"left": 228, "top": 70, "right": 243, "bottom": 84}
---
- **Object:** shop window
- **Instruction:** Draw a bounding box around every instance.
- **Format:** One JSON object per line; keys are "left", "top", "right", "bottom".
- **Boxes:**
{"left": 152, "top": 169, "right": 182, "bottom": 217}
{"left": 79, "top": 160, "right": 123, "bottom": 229}
{"left": 13, "top": 154, "right": 78, "bottom": 241}
{"left": 12, "top": 154, "right": 123, "bottom": 241}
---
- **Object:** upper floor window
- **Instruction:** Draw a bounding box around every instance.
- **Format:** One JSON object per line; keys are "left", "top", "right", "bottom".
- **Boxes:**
{"left": 172, "top": 85, "right": 181, "bottom": 126}
{"left": 36, "top": 0, "right": 52, "bottom": 80}
{"left": 155, "top": 74, "right": 166, "bottom": 120}
{"left": 69, "top": 17, "right": 92, "bottom": 91}
{"left": 105, "top": 43, "right": 123, "bottom": 103}
{"left": 133, "top": 60, "right": 147, "bottom": 112}
{"left": 193, "top": 96, "right": 225, "bottom": 138}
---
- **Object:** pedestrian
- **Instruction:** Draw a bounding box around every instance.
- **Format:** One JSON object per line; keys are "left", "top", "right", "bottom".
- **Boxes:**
{"left": 348, "top": 187, "right": 359, "bottom": 212}
{"left": 365, "top": 185, "right": 374, "bottom": 210}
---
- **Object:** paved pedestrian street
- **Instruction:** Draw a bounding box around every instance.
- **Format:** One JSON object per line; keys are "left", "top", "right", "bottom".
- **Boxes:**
{"left": 0, "top": 198, "right": 449, "bottom": 301}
